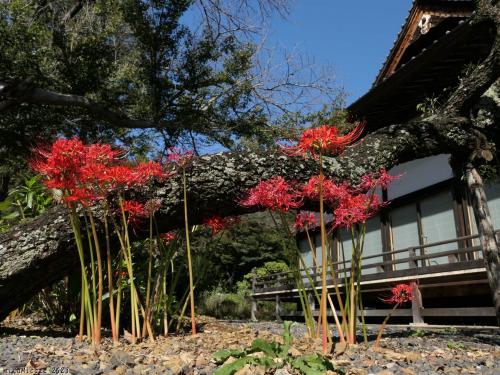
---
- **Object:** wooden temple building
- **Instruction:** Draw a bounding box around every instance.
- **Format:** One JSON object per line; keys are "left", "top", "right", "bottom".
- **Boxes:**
{"left": 251, "top": 0, "right": 498, "bottom": 325}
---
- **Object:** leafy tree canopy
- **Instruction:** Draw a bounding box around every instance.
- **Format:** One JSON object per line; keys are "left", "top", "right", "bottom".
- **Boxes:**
{"left": 0, "top": 0, "right": 342, "bottom": 180}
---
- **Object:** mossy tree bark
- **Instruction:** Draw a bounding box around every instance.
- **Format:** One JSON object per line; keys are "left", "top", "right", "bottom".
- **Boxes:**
{"left": 465, "top": 165, "right": 500, "bottom": 324}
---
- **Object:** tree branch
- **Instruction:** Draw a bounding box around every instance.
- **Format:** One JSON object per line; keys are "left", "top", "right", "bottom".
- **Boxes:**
{"left": 61, "top": 0, "right": 95, "bottom": 25}
{"left": 0, "top": 80, "right": 170, "bottom": 130}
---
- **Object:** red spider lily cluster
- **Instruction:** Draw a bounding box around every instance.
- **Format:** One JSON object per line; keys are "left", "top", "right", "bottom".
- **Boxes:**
{"left": 282, "top": 123, "right": 365, "bottom": 157}
{"left": 294, "top": 212, "right": 317, "bottom": 231}
{"left": 30, "top": 137, "right": 245, "bottom": 343}
{"left": 32, "top": 138, "right": 172, "bottom": 209}
{"left": 332, "top": 193, "right": 384, "bottom": 228}
{"left": 240, "top": 176, "right": 303, "bottom": 212}
{"left": 383, "top": 283, "right": 413, "bottom": 304}
{"left": 359, "top": 168, "right": 400, "bottom": 191}
{"left": 166, "top": 147, "right": 194, "bottom": 168}
{"left": 203, "top": 215, "right": 240, "bottom": 236}
{"left": 241, "top": 169, "right": 396, "bottom": 229}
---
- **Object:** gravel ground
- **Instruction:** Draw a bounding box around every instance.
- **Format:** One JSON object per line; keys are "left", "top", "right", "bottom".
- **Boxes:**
{"left": 0, "top": 318, "right": 499, "bottom": 374}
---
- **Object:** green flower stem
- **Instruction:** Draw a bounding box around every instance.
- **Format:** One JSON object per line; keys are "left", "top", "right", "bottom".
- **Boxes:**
{"left": 102, "top": 205, "right": 118, "bottom": 342}
{"left": 304, "top": 229, "right": 318, "bottom": 269}
{"left": 118, "top": 195, "right": 141, "bottom": 339}
{"left": 162, "top": 269, "right": 168, "bottom": 336}
{"left": 326, "top": 252, "right": 347, "bottom": 343}
{"left": 83, "top": 215, "right": 97, "bottom": 336}
{"left": 356, "top": 224, "right": 368, "bottom": 343}
{"left": 142, "top": 213, "right": 154, "bottom": 339}
{"left": 87, "top": 209, "right": 103, "bottom": 345}
{"left": 269, "top": 211, "right": 317, "bottom": 336}
{"left": 374, "top": 303, "right": 399, "bottom": 347}
{"left": 68, "top": 209, "right": 94, "bottom": 341}
{"left": 115, "top": 270, "right": 122, "bottom": 337}
{"left": 276, "top": 212, "right": 321, "bottom": 306}
{"left": 318, "top": 152, "right": 329, "bottom": 354}
{"left": 327, "top": 293, "right": 345, "bottom": 343}
{"left": 79, "top": 273, "right": 85, "bottom": 339}
{"left": 182, "top": 168, "right": 197, "bottom": 335}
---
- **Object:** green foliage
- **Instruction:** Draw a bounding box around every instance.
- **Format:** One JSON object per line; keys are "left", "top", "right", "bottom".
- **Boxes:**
{"left": 22, "top": 275, "right": 81, "bottom": 326}
{"left": 237, "top": 97, "right": 351, "bottom": 153}
{"left": 447, "top": 341, "right": 466, "bottom": 350}
{"left": 190, "top": 212, "right": 292, "bottom": 292}
{"left": 0, "top": 0, "right": 341, "bottom": 179}
{"left": 409, "top": 329, "right": 426, "bottom": 338}
{"left": 199, "top": 287, "right": 250, "bottom": 320}
{"left": 236, "top": 261, "right": 291, "bottom": 297}
{"left": 416, "top": 97, "right": 441, "bottom": 116}
{"left": 212, "top": 321, "right": 340, "bottom": 375}
{"left": 0, "top": 175, "right": 52, "bottom": 231}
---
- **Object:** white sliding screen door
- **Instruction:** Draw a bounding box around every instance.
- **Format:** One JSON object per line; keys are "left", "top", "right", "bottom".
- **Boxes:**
{"left": 298, "top": 237, "right": 315, "bottom": 269}
{"left": 484, "top": 183, "right": 500, "bottom": 230}
{"left": 391, "top": 203, "right": 419, "bottom": 270}
{"left": 360, "top": 216, "right": 384, "bottom": 274}
{"left": 419, "top": 190, "right": 458, "bottom": 265}
{"left": 337, "top": 229, "right": 353, "bottom": 278}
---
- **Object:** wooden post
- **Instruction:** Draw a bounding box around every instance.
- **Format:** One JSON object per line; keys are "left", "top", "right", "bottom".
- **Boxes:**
{"left": 308, "top": 292, "right": 316, "bottom": 312}
{"left": 275, "top": 295, "right": 283, "bottom": 322}
{"left": 411, "top": 282, "right": 425, "bottom": 325}
{"left": 409, "top": 248, "right": 418, "bottom": 269}
{"left": 465, "top": 165, "right": 500, "bottom": 325}
{"left": 251, "top": 276, "right": 257, "bottom": 321}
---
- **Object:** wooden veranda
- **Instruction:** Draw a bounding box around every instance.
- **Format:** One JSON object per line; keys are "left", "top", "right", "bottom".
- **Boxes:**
{"left": 251, "top": 232, "right": 497, "bottom": 325}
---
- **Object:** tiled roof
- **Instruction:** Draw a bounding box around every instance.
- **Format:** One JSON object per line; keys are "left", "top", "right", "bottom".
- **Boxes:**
{"left": 372, "top": 0, "right": 475, "bottom": 87}
{"left": 348, "top": 17, "right": 493, "bottom": 129}
{"left": 346, "top": 0, "right": 485, "bottom": 129}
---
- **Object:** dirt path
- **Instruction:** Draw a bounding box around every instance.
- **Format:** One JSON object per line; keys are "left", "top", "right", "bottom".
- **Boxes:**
{"left": 1, "top": 317, "right": 499, "bottom": 374}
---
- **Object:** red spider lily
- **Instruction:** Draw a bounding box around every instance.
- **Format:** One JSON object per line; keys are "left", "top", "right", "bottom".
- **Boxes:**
{"left": 332, "top": 193, "right": 382, "bottom": 228}
{"left": 32, "top": 138, "right": 87, "bottom": 190}
{"left": 99, "top": 165, "right": 136, "bottom": 189}
{"left": 133, "top": 161, "right": 172, "bottom": 184}
{"left": 122, "top": 200, "right": 147, "bottom": 218}
{"left": 121, "top": 200, "right": 147, "bottom": 229}
{"left": 167, "top": 147, "right": 194, "bottom": 168}
{"left": 240, "top": 177, "right": 303, "bottom": 212}
{"left": 160, "top": 232, "right": 177, "bottom": 245}
{"left": 359, "top": 174, "right": 376, "bottom": 191}
{"left": 359, "top": 168, "right": 400, "bottom": 191}
{"left": 377, "top": 168, "right": 400, "bottom": 189}
{"left": 282, "top": 123, "right": 365, "bottom": 157}
{"left": 85, "top": 143, "right": 122, "bottom": 166}
{"left": 79, "top": 162, "right": 108, "bottom": 187}
{"left": 203, "top": 215, "right": 240, "bottom": 236}
{"left": 301, "top": 175, "right": 351, "bottom": 202}
{"left": 383, "top": 283, "right": 413, "bottom": 304}
{"left": 64, "top": 188, "right": 102, "bottom": 207}
{"left": 294, "top": 212, "right": 318, "bottom": 231}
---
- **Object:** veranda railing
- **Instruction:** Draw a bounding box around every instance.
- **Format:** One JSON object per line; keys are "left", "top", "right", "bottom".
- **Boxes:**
{"left": 252, "top": 231, "right": 497, "bottom": 294}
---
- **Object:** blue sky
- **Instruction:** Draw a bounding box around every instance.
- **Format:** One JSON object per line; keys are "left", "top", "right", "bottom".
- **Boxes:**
{"left": 182, "top": 1, "right": 414, "bottom": 153}
{"left": 267, "top": 1, "right": 413, "bottom": 104}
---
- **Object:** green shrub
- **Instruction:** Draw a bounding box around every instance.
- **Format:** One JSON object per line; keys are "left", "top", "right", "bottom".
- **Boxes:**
{"left": 200, "top": 287, "right": 250, "bottom": 320}
{"left": 237, "top": 261, "right": 291, "bottom": 296}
